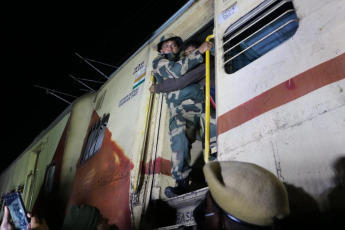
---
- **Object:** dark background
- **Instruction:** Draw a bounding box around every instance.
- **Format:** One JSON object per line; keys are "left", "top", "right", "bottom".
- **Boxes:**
{"left": 1, "top": 0, "right": 189, "bottom": 172}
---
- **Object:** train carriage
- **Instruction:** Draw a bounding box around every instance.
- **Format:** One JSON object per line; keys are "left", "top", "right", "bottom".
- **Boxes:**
{"left": 1, "top": 0, "right": 344, "bottom": 229}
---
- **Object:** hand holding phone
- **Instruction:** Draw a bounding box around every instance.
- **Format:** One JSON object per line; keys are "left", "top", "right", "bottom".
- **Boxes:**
{"left": 1, "top": 206, "right": 13, "bottom": 230}
{"left": 3, "top": 192, "right": 29, "bottom": 230}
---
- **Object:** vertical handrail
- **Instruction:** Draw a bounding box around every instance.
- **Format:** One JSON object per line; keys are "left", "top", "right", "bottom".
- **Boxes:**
{"left": 133, "top": 75, "right": 155, "bottom": 192}
{"left": 28, "top": 169, "right": 38, "bottom": 211}
{"left": 23, "top": 171, "right": 33, "bottom": 205}
{"left": 27, "top": 150, "right": 40, "bottom": 212}
{"left": 204, "top": 34, "right": 214, "bottom": 163}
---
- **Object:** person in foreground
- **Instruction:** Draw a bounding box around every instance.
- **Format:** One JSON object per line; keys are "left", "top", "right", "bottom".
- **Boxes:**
{"left": 1, "top": 204, "right": 110, "bottom": 230}
{"left": 60, "top": 205, "right": 110, "bottom": 230}
{"left": 194, "top": 161, "right": 290, "bottom": 230}
{"left": 1, "top": 206, "right": 49, "bottom": 230}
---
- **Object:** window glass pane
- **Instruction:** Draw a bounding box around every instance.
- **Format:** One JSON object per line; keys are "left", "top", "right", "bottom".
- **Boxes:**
{"left": 223, "top": 0, "right": 299, "bottom": 73}
{"left": 80, "top": 114, "right": 110, "bottom": 165}
{"left": 44, "top": 163, "right": 56, "bottom": 195}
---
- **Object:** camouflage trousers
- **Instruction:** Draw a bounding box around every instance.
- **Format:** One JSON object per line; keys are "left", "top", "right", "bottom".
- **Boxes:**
{"left": 169, "top": 102, "right": 217, "bottom": 180}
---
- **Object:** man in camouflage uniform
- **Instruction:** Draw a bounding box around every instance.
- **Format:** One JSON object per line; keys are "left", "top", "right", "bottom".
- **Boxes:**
{"left": 150, "top": 39, "right": 216, "bottom": 102}
{"left": 152, "top": 33, "right": 217, "bottom": 198}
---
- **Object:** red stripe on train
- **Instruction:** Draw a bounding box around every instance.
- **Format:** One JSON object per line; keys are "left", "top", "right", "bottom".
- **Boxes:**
{"left": 143, "top": 157, "right": 172, "bottom": 176}
{"left": 218, "top": 53, "right": 345, "bottom": 135}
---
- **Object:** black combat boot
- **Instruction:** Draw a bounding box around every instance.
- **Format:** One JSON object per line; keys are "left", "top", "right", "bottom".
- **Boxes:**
{"left": 165, "top": 177, "right": 190, "bottom": 198}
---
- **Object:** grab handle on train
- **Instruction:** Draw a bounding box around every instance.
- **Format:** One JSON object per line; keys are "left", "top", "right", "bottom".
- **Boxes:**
{"left": 133, "top": 75, "right": 155, "bottom": 192}
{"left": 204, "top": 34, "right": 214, "bottom": 163}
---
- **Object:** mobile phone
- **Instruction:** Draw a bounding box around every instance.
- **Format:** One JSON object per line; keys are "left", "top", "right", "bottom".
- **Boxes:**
{"left": 3, "top": 192, "right": 29, "bottom": 230}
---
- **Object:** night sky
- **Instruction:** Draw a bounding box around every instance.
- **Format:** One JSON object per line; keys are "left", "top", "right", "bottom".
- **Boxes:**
{"left": 1, "top": 0, "right": 189, "bottom": 172}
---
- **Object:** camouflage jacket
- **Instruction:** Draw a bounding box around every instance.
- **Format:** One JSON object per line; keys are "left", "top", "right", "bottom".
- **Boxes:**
{"left": 152, "top": 49, "right": 205, "bottom": 113}
{"left": 154, "top": 56, "right": 216, "bottom": 93}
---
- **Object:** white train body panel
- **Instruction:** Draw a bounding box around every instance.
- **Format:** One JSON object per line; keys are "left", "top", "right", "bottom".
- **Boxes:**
{"left": 214, "top": 0, "right": 345, "bottom": 211}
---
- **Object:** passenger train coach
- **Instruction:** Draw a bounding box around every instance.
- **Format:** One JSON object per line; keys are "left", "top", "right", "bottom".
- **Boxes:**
{"left": 1, "top": 0, "right": 344, "bottom": 229}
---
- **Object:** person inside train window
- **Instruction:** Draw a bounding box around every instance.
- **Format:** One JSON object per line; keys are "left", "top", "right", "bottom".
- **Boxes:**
{"left": 1, "top": 206, "right": 50, "bottom": 230}
{"left": 60, "top": 205, "right": 110, "bottom": 230}
{"left": 150, "top": 39, "right": 216, "bottom": 103}
{"left": 152, "top": 33, "right": 217, "bottom": 198}
{"left": 194, "top": 161, "right": 290, "bottom": 230}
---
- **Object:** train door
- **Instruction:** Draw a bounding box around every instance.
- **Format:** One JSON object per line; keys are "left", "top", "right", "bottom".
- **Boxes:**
{"left": 141, "top": 1, "right": 216, "bottom": 228}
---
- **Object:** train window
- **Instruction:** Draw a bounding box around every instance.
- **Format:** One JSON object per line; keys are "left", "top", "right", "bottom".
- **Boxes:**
{"left": 223, "top": 0, "right": 299, "bottom": 74}
{"left": 44, "top": 163, "right": 56, "bottom": 195}
{"left": 80, "top": 113, "right": 110, "bottom": 165}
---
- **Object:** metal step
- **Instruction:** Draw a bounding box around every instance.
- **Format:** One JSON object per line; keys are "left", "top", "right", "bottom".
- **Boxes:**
{"left": 154, "top": 187, "right": 209, "bottom": 230}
